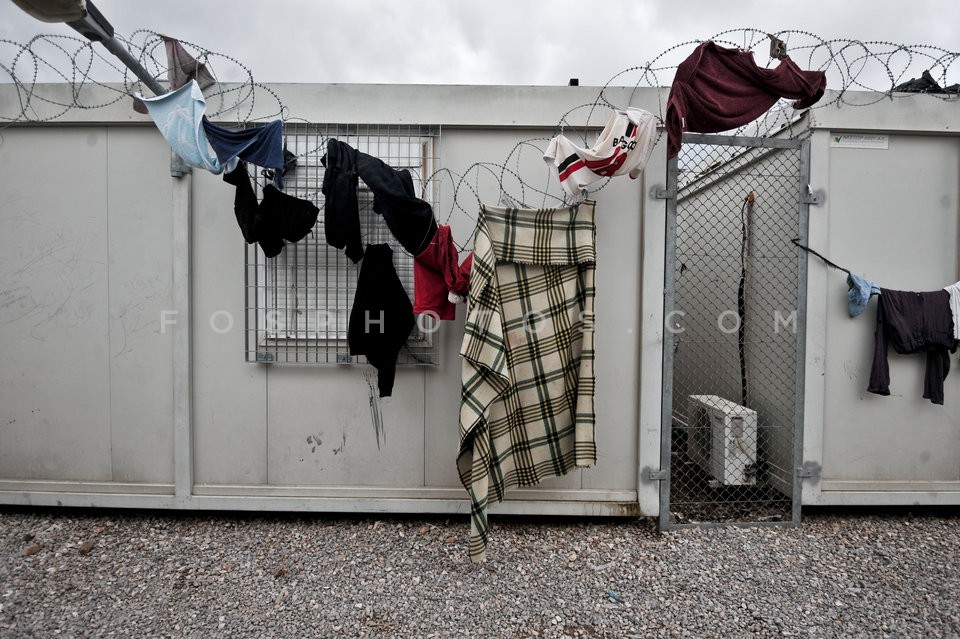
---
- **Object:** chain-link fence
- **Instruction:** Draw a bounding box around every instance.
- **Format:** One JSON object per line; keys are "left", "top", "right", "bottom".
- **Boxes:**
{"left": 660, "top": 134, "right": 809, "bottom": 528}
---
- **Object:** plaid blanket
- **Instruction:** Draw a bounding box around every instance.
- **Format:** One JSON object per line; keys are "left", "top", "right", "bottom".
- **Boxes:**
{"left": 459, "top": 202, "right": 597, "bottom": 562}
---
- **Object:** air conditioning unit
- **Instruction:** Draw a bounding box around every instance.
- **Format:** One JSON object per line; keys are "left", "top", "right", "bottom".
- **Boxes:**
{"left": 686, "top": 395, "right": 758, "bottom": 486}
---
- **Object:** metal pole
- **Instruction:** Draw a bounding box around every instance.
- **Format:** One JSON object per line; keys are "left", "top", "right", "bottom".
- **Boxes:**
{"left": 657, "top": 154, "right": 679, "bottom": 531}
{"left": 61, "top": 0, "right": 190, "bottom": 176}
{"left": 97, "top": 34, "right": 165, "bottom": 96}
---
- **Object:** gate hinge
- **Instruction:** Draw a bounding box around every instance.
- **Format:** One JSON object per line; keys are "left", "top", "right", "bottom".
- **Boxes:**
{"left": 650, "top": 185, "right": 675, "bottom": 200}
{"left": 796, "top": 463, "right": 821, "bottom": 479}
{"left": 647, "top": 469, "right": 668, "bottom": 481}
{"left": 801, "top": 186, "right": 825, "bottom": 206}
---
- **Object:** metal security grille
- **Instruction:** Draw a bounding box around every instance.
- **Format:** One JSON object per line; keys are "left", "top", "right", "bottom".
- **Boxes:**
{"left": 245, "top": 123, "right": 441, "bottom": 365}
{"left": 659, "top": 133, "right": 810, "bottom": 529}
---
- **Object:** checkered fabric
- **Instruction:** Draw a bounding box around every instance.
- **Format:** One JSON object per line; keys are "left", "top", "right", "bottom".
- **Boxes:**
{"left": 459, "top": 202, "right": 597, "bottom": 562}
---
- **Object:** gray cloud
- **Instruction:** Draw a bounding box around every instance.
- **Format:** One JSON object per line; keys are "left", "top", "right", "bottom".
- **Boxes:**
{"left": 1, "top": 0, "right": 956, "bottom": 88}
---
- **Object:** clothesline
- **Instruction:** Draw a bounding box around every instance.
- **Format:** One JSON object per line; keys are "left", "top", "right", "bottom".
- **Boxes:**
{"left": 791, "top": 237, "right": 960, "bottom": 406}
{"left": 791, "top": 237, "right": 886, "bottom": 319}
{"left": 790, "top": 238, "right": 852, "bottom": 274}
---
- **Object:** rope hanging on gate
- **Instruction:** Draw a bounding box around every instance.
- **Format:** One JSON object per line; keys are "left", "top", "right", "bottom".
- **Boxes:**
{"left": 739, "top": 193, "right": 754, "bottom": 407}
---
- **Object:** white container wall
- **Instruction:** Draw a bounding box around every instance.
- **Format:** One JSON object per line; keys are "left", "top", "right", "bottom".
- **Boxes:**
{"left": 0, "top": 83, "right": 666, "bottom": 516}
{"left": 1, "top": 83, "right": 957, "bottom": 516}
{"left": 802, "top": 91, "right": 960, "bottom": 505}
{"left": 0, "top": 125, "right": 176, "bottom": 491}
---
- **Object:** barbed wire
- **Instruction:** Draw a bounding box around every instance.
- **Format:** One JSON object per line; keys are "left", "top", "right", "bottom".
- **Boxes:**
{"left": 1, "top": 27, "right": 957, "bottom": 249}
{"left": 4, "top": 28, "right": 956, "bottom": 126}
{"left": 0, "top": 30, "right": 286, "bottom": 126}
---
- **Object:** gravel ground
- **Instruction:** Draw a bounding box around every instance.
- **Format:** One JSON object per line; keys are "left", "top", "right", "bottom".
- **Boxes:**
{"left": 1, "top": 507, "right": 958, "bottom": 638}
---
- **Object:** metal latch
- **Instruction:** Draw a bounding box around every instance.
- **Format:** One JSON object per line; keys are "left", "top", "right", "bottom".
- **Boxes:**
{"left": 255, "top": 351, "right": 274, "bottom": 363}
{"left": 801, "top": 185, "right": 825, "bottom": 205}
{"left": 650, "top": 185, "right": 675, "bottom": 200}
{"left": 796, "top": 463, "right": 821, "bottom": 479}
{"left": 647, "top": 469, "right": 668, "bottom": 481}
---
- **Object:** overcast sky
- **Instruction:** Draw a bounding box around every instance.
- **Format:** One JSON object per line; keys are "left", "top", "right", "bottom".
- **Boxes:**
{"left": 2, "top": 0, "right": 958, "bottom": 89}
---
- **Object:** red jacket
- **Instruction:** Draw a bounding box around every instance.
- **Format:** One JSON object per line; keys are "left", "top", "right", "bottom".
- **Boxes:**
{"left": 413, "top": 225, "right": 472, "bottom": 321}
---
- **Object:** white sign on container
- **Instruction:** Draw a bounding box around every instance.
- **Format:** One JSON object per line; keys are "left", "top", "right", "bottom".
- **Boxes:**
{"left": 830, "top": 133, "right": 889, "bottom": 149}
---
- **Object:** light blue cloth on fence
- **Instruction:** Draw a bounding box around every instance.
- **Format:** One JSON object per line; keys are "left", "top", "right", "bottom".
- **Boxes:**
{"left": 847, "top": 273, "right": 881, "bottom": 318}
{"left": 138, "top": 80, "right": 238, "bottom": 174}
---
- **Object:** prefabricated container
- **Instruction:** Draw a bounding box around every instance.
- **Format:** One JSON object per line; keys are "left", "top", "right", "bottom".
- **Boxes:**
{"left": 0, "top": 83, "right": 956, "bottom": 521}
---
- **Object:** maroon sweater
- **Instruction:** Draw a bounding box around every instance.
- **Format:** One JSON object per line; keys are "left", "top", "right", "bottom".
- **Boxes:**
{"left": 666, "top": 41, "right": 827, "bottom": 158}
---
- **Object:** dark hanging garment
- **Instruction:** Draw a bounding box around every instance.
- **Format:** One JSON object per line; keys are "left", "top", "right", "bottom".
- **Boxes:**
{"left": 665, "top": 41, "right": 827, "bottom": 158}
{"left": 892, "top": 70, "right": 960, "bottom": 95}
{"left": 202, "top": 118, "right": 286, "bottom": 187}
{"left": 162, "top": 35, "right": 216, "bottom": 90}
{"left": 364, "top": 159, "right": 438, "bottom": 256}
{"left": 321, "top": 138, "right": 364, "bottom": 263}
{"left": 321, "top": 139, "right": 438, "bottom": 262}
{"left": 348, "top": 244, "right": 415, "bottom": 397}
{"left": 222, "top": 162, "right": 284, "bottom": 257}
{"left": 893, "top": 70, "right": 943, "bottom": 93}
{"left": 222, "top": 161, "right": 260, "bottom": 244}
{"left": 868, "top": 289, "right": 958, "bottom": 405}
{"left": 254, "top": 185, "right": 319, "bottom": 258}
{"left": 279, "top": 148, "right": 298, "bottom": 180}
{"left": 133, "top": 36, "right": 215, "bottom": 113}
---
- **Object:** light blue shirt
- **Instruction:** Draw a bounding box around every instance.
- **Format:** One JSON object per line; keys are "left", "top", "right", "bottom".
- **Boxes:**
{"left": 138, "top": 80, "right": 238, "bottom": 174}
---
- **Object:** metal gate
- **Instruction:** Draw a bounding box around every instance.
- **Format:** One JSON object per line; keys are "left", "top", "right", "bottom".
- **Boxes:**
{"left": 659, "top": 133, "right": 811, "bottom": 529}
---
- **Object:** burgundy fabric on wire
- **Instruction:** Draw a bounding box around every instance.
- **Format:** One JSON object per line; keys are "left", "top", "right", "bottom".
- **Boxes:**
{"left": 665, "top": 41, "right": 827, "bottom": 158}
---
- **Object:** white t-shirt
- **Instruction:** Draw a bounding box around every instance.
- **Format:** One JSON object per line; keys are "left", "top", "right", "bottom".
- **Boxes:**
{"left": 945, "top": 281, "right": 960, "bottom": 340}
{"left": 544, "top": 107, "right": 658, "bottom": 197}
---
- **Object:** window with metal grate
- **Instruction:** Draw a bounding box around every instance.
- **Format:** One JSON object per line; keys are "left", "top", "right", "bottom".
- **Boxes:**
{"left": 244, "top": 123, "right": 441, "bottom": 365}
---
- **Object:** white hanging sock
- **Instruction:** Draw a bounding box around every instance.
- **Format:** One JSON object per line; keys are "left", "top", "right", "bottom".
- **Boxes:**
{"left": 543, "top": 107, "right": 658, "bottom": 197}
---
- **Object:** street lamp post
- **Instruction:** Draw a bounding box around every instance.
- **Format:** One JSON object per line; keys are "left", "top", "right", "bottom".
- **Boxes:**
{"left": 13, "top": 0, "right": 163, "bottom": 95}
{"left": 10, "top": 0, "right": 189, "bottom": 175}
{"left": 64, "top": 0, "right": 165, "bottom": 96}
